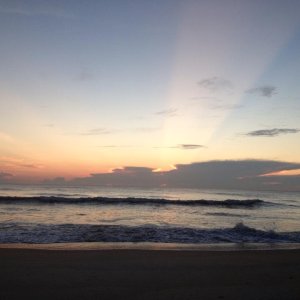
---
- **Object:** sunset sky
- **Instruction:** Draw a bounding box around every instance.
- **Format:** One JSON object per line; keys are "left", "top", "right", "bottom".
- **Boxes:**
{"left": 1, "top": 0, "right": 300, "bottom": 188}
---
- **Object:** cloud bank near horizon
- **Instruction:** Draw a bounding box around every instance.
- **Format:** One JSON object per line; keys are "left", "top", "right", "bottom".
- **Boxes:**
{"left": 40, "top": 160, "right": 300, "bottom": 191}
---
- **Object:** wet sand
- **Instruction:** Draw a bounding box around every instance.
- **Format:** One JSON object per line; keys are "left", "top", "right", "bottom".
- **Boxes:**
{"left": 1, "top": 248, "right": 300, "bottom": 299}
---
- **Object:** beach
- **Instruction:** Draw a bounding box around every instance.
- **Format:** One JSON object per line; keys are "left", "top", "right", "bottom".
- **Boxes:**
{"left": 1, "top": 246, "right": 300, "bottom": 300}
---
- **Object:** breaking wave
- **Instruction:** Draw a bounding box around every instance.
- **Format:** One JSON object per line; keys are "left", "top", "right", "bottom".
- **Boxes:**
{"left": 1, "top": 222, "right": 300, "bottom": 244}
{"left": 0, "top": 196, "right": 272, "bottom": 208}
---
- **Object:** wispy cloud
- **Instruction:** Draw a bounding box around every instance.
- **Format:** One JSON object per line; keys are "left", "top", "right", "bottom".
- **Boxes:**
{"left": 178, "top": 144, "right": 204, "bottom": 150}
{"left": 154, "top": 144, "right": 204, "bottom": 150}
{"left": 245, "top": 128, "right": 299, "bottom": 137}
{"left": 0, "top": 1, "right": 74, "bottom": 18}
{"left": 81, "top": 126, "right": 159, "bottom": 136}
{"left": 246, "top": 85, "right": 277, "bottom": 97}
{"left": 198, "top": 77, "right": 233, "bottom": 92}
{"left": 20, "top": 164, "right": 41, "bottom": 169}
{"left": 80, "top": 128, "right": 114, "bottom": 136}
{"left": 0, "top": 172, "right": 13, "bottom": 179}
{"left": 98, "top": 144, "right": 204, "bottom": 150}
{"left": 155, "top": 108, "right": 178, "bottom": 117}
{"left": 0, "top": 156, "right": 42, "bottom": 169}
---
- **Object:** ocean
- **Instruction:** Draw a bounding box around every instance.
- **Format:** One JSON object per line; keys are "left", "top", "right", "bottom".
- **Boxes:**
{"left": 1, "top": 184, "right": 300, "bottom": 244}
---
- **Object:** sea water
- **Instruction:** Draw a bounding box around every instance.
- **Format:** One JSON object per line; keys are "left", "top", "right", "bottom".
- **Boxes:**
{"left": 1, "top": 184, "right": 300, "bottom": 244}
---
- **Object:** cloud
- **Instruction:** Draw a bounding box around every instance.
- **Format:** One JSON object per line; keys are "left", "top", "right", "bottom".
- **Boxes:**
{"left": 246, "top": 85, "right": 277, "bottom": 97}
{"left": 110, "top": 167, "right": 154, "bottom": 174}
{"left": 20, "top": 164, "right": 41, "bottom": 169}
{"left": 154, "top": 144, "right": 204, "bottom": 150}
{"left": 80, "top": 128, "right": 114, "bottom": 136}
{"left": 178, "top": 144, "right": 204, "bottom": 150}
{"left": 166, "top": 160, "right": 300, "bottom": 190}
{"left": 0, "top": 1, "right": 74, "bottom": 18}
{"left": 51, "top": 159, "right": 300, "bottom": 191}
{"left": 70, "top": 166, "right": 159, "bottom": 187}
{"left": 98, "top": 144, "right": 204, "bottom": 150}
{"left": 198, "top": 77, "right": 233, "bottom": 92}
{"left": 155, "top": 108, "right": 178, "bottom": 117}
{"left": 245, "top": 128, "right": 299, "bottom": 137}
{"left": 81, "top": 126, "right": 159, "bottom": 136}
{"left": 0, "top": 156, "right": 42, "bottom": 169}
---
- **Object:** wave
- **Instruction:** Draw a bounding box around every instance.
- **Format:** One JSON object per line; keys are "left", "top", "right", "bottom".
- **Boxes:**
{"left": 0, "top": 196, "right": 271, "bottom": 208}
{"left": 1, "top": 222, "right": 300, "bottom": 244}
{"left": 205, "top": 212, "right": 250, "bottom": 217}
{"left": 34, "top": 193, "right": 89, "bottom": 198}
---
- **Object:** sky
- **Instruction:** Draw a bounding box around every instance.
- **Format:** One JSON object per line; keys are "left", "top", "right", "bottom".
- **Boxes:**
{"left": 1, "top": 0, "right": 300, "bottom": 190}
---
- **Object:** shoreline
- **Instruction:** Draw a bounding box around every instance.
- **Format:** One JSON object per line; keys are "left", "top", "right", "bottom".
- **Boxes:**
{"left": 1, "top": 241, "right": 300, "bottom": 251}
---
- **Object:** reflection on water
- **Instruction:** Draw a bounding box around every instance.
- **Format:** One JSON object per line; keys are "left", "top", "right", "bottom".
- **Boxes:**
{"left": 0, "top": 184, "right": 300, "bottom": 233}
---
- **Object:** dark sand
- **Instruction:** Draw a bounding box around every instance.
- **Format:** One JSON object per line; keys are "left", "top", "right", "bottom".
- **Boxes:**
{"left": 1, "top": 248, "right": 300, "bottom": 300}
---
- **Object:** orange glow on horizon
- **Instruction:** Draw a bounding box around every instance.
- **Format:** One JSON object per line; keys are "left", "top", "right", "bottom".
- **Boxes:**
{"left": 260, "top": 169, "right": 300, "bottom": 177}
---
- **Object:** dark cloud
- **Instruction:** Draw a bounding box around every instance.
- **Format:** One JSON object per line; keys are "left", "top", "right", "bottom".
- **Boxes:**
{"left": 80, "top": 128, "right": 114, "bottom": 135}
{"left": 155, "top": 108, "right": 177, "bottom": 117}
{"left": 245, "top": 128, "right": 299, "bottom": 137}
{"left": 71, "top": 166, "right": 159, "bottom": 187}
{"left": 110, "top": 167, "right": 154, "bottom": 174}
{"left": 46, "top": 160, "right": 300, "bottom": 191}
{"left": 198, "top": 77, "right": 233, "bottom": 92}
{"left": 246, "top": 85, "right": 277, "bottom": 97}
{"left": 165, "top": 160, "right": 300, "bottom": 190}
{"left": 178, "top": 144, "right": 204, "bottom": 150}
